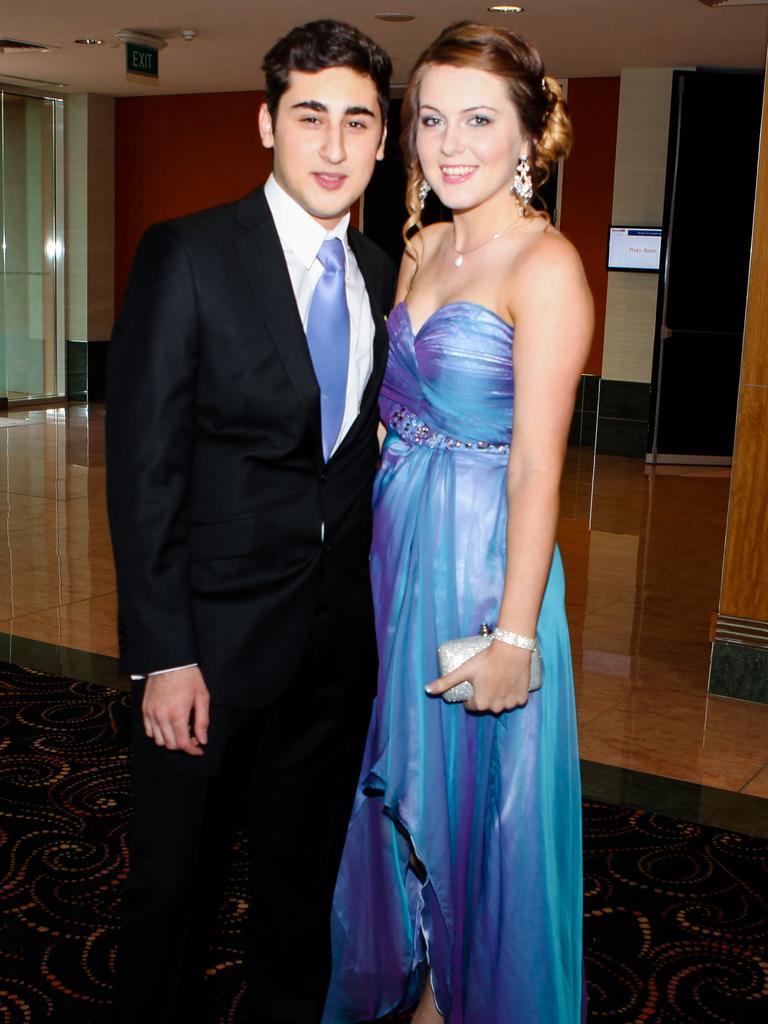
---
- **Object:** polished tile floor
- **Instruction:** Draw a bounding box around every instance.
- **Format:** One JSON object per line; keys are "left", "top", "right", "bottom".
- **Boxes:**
{"left": 2, "top": 405, "right": 768, "bottom": 808}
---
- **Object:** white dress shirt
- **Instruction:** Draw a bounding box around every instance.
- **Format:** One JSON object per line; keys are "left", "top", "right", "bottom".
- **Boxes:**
{"left": 263, "top": 173, "right": 375, "bottom": 455}
{"left": 139, "top": 175, "right": 376, "bottom": 679}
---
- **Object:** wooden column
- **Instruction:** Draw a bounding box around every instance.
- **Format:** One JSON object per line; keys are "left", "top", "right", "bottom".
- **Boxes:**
{"left": 709, "top": 55, "right": 768, "bottom": 702}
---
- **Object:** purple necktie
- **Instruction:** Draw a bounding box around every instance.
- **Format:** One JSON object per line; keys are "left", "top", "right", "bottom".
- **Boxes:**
{"left": 306, "top": 238, "right": 350, "bottom": 461}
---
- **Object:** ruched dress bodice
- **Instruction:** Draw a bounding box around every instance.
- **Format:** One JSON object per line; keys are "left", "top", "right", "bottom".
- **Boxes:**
{"left": 380, "top": 301, "right": 515, "bottom": 449}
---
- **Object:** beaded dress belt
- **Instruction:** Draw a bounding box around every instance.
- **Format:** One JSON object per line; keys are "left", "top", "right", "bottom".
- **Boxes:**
{"left": 389, "top": 407, "right": 510, "bottom": 454}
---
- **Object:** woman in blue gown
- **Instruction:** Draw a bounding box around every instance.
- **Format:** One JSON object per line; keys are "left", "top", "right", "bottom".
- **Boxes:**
{"left": 323, "top": 22, "right": 593, "bottom": 1024}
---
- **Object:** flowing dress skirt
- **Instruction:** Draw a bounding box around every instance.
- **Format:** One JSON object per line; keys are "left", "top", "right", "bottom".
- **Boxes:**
{"left": 323, "top": 427, "right": 583, "bottom": 1023}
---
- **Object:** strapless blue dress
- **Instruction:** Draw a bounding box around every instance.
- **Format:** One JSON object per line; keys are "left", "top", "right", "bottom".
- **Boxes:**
{"left": 323, "top": 302, "right": 583, "bottom": 1023}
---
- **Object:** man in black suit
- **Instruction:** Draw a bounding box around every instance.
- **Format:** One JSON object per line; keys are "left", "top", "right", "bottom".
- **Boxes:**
{"left": 105, "top": 20, "right": 395, "bottom": 1024}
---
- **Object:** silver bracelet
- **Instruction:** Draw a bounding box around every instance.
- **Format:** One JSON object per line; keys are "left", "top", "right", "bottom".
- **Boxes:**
{"left": 492, "top": 628, "right": 536, "bottom": 651}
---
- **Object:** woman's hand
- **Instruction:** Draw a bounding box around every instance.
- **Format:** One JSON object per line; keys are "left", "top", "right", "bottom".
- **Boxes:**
{"left": 426, "top": 640, "right": 532, "bottom": 714}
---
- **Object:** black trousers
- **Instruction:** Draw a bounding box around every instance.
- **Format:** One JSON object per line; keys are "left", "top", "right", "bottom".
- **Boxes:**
{"left": 110, "top": 585, "right": 374, "bottom": 1024}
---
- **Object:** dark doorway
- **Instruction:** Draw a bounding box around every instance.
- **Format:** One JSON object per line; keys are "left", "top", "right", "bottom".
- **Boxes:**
{"left": 649, "top": 69, "right": 764, "bottom": 463}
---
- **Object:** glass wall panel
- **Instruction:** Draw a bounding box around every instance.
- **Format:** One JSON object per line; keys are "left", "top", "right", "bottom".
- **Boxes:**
{"left": 0, "top": 92, "right": 64, "bottom": 402}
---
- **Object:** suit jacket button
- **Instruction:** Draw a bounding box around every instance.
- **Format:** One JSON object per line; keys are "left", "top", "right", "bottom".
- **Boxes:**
{"left": 319, "top": 470, "right": 327, "bottom": 482}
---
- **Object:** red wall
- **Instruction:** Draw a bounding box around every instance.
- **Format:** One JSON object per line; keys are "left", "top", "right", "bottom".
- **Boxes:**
{"left": 559, "top": 77, "right": 621, "bottom": 376}
{"left": 115, "top": 79, "right": 622, "bottom": 370}
{"left": 115, "top": 91, "right": 271, "bottom": 310}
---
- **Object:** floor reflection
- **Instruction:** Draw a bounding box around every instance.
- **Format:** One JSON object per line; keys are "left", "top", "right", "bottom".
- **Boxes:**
{"left": 1, "top": 405, "right": 767, "bottom": 798}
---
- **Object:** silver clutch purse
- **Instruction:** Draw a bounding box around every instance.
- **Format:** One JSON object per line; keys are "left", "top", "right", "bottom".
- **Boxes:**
{"left": 437, "top": 625, "right": 543, "bottom": 703}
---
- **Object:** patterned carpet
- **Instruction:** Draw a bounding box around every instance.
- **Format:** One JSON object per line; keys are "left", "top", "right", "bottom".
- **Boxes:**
{"left": 1, "top": 661, "right": 767, "bottom": 1023}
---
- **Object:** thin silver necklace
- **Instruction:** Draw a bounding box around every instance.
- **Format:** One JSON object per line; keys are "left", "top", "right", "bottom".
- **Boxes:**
{"left": 451, "top": 215, "right": 523, "bottom": 268}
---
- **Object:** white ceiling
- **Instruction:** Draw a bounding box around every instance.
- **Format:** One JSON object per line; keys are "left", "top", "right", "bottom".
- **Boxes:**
{"left": 0, "top": 0, "right": 766, "bottom": 96}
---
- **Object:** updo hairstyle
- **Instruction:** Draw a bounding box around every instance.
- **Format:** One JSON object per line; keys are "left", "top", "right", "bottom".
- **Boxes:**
{"left": 401, "top": 21, "right": 573, "bottom": 247}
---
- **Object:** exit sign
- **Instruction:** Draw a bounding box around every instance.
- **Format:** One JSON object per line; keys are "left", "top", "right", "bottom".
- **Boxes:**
{"left": 126, "top": 42, "right": 158, "bottom": 78}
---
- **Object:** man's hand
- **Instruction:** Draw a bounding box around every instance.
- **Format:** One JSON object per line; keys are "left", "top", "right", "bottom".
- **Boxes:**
{"left": 142, "top": 666, "right": 210, "bottom": 756}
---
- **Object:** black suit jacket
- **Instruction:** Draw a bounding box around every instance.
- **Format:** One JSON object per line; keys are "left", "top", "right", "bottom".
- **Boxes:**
{"left": 106, "top": 187, "right": 396, "bottom": 707}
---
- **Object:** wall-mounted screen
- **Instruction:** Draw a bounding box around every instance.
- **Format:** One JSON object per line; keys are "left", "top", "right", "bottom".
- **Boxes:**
{"left": 607, "top": 226, "right": 663, "bottom": 272}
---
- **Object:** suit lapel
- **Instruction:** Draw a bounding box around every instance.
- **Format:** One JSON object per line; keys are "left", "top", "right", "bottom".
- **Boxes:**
{"left": 349, "top": 229, "right": 389, "bottom": 375}
{"left": 334, "top": 231, "right": 390, "bottom": 460}
{"left": 234, "top": 189, "right": 321, "bottom": 445}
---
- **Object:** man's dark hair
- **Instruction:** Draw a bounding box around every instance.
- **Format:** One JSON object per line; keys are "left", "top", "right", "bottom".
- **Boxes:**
{"left": 262, "top": 20, "right": 392, "bottom": 122}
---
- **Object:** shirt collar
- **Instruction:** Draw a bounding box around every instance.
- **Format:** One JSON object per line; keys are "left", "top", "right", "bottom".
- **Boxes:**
{"left": 264, "top": 173, "right": 351, "bottom": 275}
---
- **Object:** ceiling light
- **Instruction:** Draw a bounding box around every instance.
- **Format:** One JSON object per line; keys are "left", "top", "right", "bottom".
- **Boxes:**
{"left": 0, "top": 73, "right": 67, "bottom": 88}
{"left": 0, "top": 38, "right": 51, "bottom": 53}
{"left": 74, "top": 38, "right": 104, "bottom": 45}
{"left": 375, "top": 13, "right": 416, "bottom": 22}
{"left": 488, "top": 5, "right": 525, "bottom": 12}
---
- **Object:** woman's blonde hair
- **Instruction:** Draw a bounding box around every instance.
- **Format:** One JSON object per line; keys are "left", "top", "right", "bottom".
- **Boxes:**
{"left": 401, "top": 21, "right": 572, "bottom": 255}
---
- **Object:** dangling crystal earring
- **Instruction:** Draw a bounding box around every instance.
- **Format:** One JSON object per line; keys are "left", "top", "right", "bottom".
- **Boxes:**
{"left": 512, "top": 154, "right": 533, "bottom": 212}
{"left": 418, "top": 179, "right": 431, "bottom": 209}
